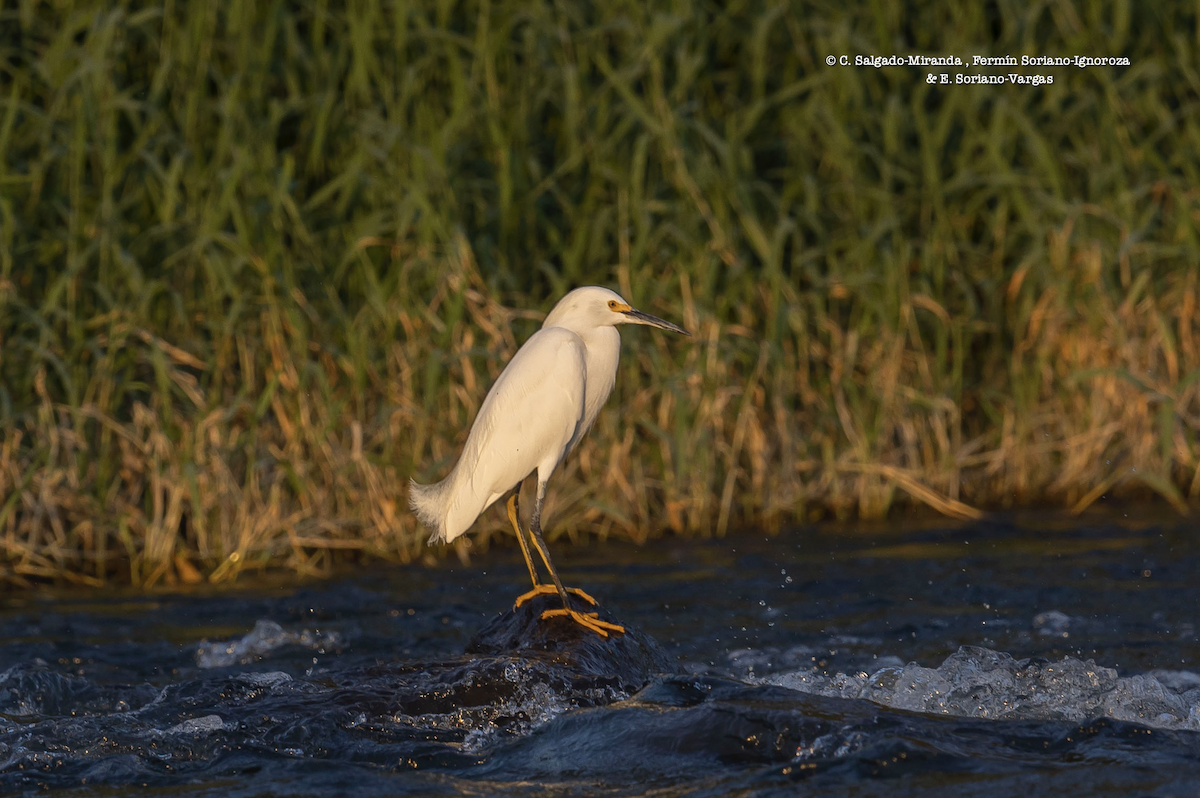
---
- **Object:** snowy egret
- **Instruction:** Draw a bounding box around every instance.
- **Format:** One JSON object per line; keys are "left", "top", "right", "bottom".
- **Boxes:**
{"left": 410, "top": 286, "right": 690, "bottom": 636}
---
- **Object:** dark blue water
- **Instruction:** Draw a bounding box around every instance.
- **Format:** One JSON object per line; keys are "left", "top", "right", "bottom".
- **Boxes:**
{"left": 2, "top": 510, "right": 1198, "bottom": 796}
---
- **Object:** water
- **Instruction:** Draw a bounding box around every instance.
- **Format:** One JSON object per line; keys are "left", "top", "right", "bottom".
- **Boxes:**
{"left": 2, "top": 511, "right": 1199, "bottom": 796}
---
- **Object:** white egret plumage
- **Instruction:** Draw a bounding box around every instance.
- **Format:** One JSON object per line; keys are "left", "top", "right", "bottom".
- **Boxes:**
{"left": 409, "top": 286, "right": 690, "bottom": 636}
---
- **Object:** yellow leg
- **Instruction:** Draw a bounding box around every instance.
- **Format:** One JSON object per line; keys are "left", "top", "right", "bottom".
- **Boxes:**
{"left": 523, "top": 487, "right": 624, "bottom": 637}
{"left": 527, "top": 524, "right": 559, "bottom": 588}
{"left": 526, "top": 522, "right": 601, "bottom": 607}
{"left": 508, "top": 491, "right": 598, "bottom": 610}
{"left": 507, "top": 493, "right": 540, "bottom": 590}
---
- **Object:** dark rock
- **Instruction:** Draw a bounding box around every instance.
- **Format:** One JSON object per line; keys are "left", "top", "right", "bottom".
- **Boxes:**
{"left": 465, "top": 593, "right": 676, "bottom": 691}
{"left": 321, "top": 595, "right": 676, "bottom": 745}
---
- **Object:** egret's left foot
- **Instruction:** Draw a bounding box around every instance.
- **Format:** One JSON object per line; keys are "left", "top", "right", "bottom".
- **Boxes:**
{"left": 513, "top": 584, "right": 598, "bottom": 608}
{"left": 539, "top": 608, "right": 626, "bottom": 637}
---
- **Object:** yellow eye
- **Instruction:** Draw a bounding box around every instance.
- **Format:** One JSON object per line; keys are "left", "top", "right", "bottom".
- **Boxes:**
{"left": 608, "top": 300, "right": 617, "bottom": 309}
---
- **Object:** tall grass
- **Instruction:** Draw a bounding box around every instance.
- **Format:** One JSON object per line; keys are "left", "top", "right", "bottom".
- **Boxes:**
{"left": 2, "top": 0, "right": 1199, "bottom": 586}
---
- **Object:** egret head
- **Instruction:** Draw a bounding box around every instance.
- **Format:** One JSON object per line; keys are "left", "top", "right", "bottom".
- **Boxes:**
{"left": 543, "top": 286, "right": 691, "bottom": 336}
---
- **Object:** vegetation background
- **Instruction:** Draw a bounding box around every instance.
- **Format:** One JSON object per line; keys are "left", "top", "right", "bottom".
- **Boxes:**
{"left": 2, "top": 0, "right": 1199, "bottom": 587}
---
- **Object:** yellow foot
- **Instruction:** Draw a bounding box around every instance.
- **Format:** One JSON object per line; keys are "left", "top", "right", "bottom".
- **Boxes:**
{"left": 539, "top": 608, "right": 626, "bottom": 638}
{"left": 513, "top": 584, "right": 598, "bottom": 609}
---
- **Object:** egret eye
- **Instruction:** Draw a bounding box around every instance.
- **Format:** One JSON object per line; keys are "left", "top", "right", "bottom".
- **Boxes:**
{"left": 608, "top": 300, "right": 617, "bottom": 309}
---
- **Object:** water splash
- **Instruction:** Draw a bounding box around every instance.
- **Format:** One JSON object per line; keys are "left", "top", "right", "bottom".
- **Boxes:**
{"left": 195, "top": 619, "right": 344, "bottom": 668}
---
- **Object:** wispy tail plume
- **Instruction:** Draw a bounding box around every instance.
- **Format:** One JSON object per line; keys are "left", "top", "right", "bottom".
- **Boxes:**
{"left": 408, "top": 477, "right": 450, "bottom": 544}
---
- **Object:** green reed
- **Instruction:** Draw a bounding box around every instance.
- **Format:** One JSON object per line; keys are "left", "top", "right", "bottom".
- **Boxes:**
{"left": 1, "top": 0, "right": 1198, "bottom": 585}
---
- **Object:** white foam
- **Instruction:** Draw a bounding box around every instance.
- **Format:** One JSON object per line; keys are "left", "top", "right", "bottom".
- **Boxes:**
{"left": 760, "top": 645, "right": 1200, "bottom": 731}
{"left": 165, "top": 715, "right": 228, "bottom": 735}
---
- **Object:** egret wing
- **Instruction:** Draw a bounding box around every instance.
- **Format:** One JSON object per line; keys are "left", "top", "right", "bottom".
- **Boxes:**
{"left": 446, "top": 328, "right": 587, "bottom": 524}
